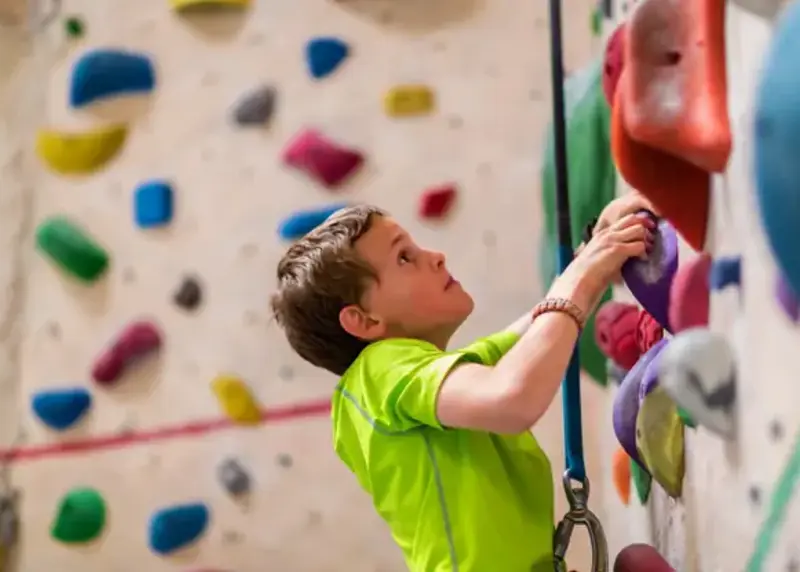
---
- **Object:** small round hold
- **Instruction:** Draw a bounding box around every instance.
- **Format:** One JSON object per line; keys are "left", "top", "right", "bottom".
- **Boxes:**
{"left": 64, "top": 16, "right": 85, "bottom": 38}
{"left": 217, "top": 457, "right": 251, "bottom": 496}
{"left": 276, "top": 453, "right": 293, "bottom": 468}
{"left": 173, "top": 275, "right": 203, "bottom": 311}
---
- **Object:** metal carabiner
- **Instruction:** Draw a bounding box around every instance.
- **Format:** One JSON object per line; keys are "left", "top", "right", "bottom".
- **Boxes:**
{"left": 553, "top": 472, "right": 609, "bottom": 572}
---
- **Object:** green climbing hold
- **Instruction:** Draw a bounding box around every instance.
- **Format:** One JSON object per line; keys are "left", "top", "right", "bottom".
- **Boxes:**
{"left": 631, "top": 457, "right": 652, "bottom": 505}
{"left": 64, "top": 16, "right": 85, "bottom": 38}
{"left": 677, "top": 406, "right": 697, "bottom": 428}
{"left": 591, "top": 8, "right": 602, "bottom": 36}
{"left": 36, "top": 216, "right": 109, "bottom": 283}
{"left": 51, "top": 487, "right": 107, "bottom": 544}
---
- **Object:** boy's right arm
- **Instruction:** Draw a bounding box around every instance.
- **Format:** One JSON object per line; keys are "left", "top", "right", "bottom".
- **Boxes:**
{"left": 436, "top": 213, "right": 652, "bottom": 434}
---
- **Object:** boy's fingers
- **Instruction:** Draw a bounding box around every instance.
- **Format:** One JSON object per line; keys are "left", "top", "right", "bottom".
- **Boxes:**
{"left": 610, "top": 212, "right": 655, "bottom": 231}
{"left": 612, "top": 224, "right": 650, "bottom": 243}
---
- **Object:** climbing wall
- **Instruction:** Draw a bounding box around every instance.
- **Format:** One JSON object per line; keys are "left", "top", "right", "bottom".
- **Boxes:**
{"left": 593, "top": 0, "right": 800, "bottom": 570}
{"left": 0, "top": 0, "right": 609, "bottom": 570}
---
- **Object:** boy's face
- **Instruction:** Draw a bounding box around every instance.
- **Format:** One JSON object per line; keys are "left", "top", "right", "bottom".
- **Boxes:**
{"left": 344, "top": 215, "right": 474, "bottom": 346}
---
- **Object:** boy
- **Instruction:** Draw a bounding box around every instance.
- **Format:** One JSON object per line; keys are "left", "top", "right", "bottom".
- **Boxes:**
{"left": 271, "top": 195, "right": 655, "bottom": 572}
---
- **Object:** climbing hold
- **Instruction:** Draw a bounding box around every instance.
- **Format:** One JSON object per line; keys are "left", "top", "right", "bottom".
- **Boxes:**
{"left": 170, "top": 0, "right": 250, "bottom": 11}
{"left": 217, "top": 457, "right": 251, "bottom": 496}
{"left": 51, "top": 487, "right": 107, "bottom": 544}
{"left": 623, "top": 0, "right": 731, "bottom": 173}
{"left": 754, "top": 2, "right": 800, "bottom": 301}
{"left": 64, "top": 16, "right": 85, "bottom": 38}
{"left": 775, "top": 274, "right": 800, "bottom": 323}
{"left": 677, "top": 406, "right": 697, "bottom": 428}
{"left": 305, "top": 37, "right": 350, "bottom": 80}
{"left": 638, "top": 342, "right": 667, "bottom": 403}
{"left": 621, "top": 215, "right": 679, "bottom": 332}
{"left": 658, "top": 328, "right": 736, "bottom": 438}
{"left": 384, "top": 85, "right": 435, "bottom": 118}
{"left": 614, "top": 544, "right": 675, "bottom": 572}
{"left": 173, "top": 275, "right": 203, "bottom": 311}
{"left": 669, "top": 252, "right": 711, "bottom": 333}
{"left": 92, "top": 320, "right": 163, "bottom": 385}
{"left": 232, "top": 84, "right": 277, "bottom": 126}
{"left": 134, "top": 180, "right": 174, "bottom": 228}
{"left": 36, "top": 216, "right": 110, "bottom": 283}
{"left": 606, "top": 360, "right": 629, "bottom": 386}
{"left": 282, "top": 129, "right": 364, "bottom": 189}
{"left": 70, "top": 49, "right": 155, "bottom": 108}
{"left": 31, "top": 387, "right": 92, "bottom": 431}
{"left": 148, "top": 502, "right": 209, "bottom": 555}
{"left": 612, "top": 447, "right": 631, "bottom": 505}
{"left": 278, "top": 203, "right": 348, "bottom": 241}
{"left": 36, "top": 124, "right": 127, "bottom": 175}
{"left": 419, "top": 184, "right": 457, "bottom": 220}
{"left": 709, "top": 256, "right": 742, "bottom": 291}
{"left": 631, "top": 457, "right": 652, "bottom": 504}
{"left": 594, "top": 301, "right": 641, "bottom": 369}
{"left": 591, "top": 7, "right": 602, "bottom": 37}
{"left": 602, "top": 24, "right": 626, "bottom": 106}
{"left": 211, "top": 375, "right": 261, "bottom": 424}
{"left": 636, "top": 386, "right": 685, "bottom": 498}
{"left": 611, "top": 71, "right": 710, "bottom": 252}
{"left": 613, "top": 338, "right": 668, "bottom": 469}
{"left": 635, "top": 309, "right": 663, "bottom": 354}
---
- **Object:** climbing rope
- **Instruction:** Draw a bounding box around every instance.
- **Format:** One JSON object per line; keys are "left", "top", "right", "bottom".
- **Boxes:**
{"left": 0, "top": 430, "right": 23, "bottom": 572}
{"left": 545, "top": 0, "right": 608, "bottom": 569}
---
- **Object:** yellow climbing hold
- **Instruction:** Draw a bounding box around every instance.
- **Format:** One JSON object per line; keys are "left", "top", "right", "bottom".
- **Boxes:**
{"left": 36, "top": 125, "right": 127, "bottom": 175}
{"left": 211, "top": 374, "right": 261, "bottom": 425}
{"left": 170, "top": 0, "right": 250, "bottom": 10}
{"left": 636, "top": 386, "right": 685, "bottom": 499}
{"left": 384, "top": 85, "right": 435, "bottom": 118}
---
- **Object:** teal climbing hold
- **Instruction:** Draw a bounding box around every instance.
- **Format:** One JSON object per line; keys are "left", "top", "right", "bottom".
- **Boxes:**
{"left": 305, "top": 37, "right": 350, "bottom": 79}
{"left": 278, "top": 204, "right": 348, "bottom": 240}
{"left": 148, "top": 503, "right": 209, "bottom": 555}
{"left": 70, "top": 49, "right": 155, "bottom": 108}
{"left": 31, "top": 387, "right": 92, "bottom": 431}
{"left": 134, "top": 180, "right": 174, "bottom": 228}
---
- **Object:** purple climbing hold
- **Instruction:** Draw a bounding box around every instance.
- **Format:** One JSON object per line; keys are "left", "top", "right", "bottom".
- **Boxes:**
{"left": 622, "top": 214, "right": 679, "bottom": 333}
{"left": 613, "top": 338, "right": 668, "bottom": 471}
{"left": 775, "top": 273, "right": 800, "bottom": 322}
{"left": 639, "top": 340, "right": 669, "bottom": 403}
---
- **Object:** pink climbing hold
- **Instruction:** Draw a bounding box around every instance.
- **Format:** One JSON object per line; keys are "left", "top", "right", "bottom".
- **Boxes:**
{"left": 635, "top": 309, "right": 663, "bottom": 354}
{"left": 669, "top": 252, "right": 711, "bottom": 333}
{"left": 602, "top": 23, "right": 626, "bottom": 106}
{"left": 419, "top": 184, "right": 457, "bottom": 219}
{"left": 614, "top": 544, "right": 675, "bottom": 572}
{"left": 594, "top": 301, "right": 641, "bottom": 369}
{"left": 92, "top": 320, "right": 162, "bottom": 385}
{"left": 282, "top": 129, "right": 364, "bottom": 189}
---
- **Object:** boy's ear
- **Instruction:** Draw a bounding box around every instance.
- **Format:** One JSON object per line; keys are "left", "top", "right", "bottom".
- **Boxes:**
{"left": 339, "top": 305, "right": 385, "bottom": 341}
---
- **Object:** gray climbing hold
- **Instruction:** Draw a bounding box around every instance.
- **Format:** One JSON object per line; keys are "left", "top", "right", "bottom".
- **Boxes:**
{"left": 232, "top": 85, "right": 276, "bottom": 126}
{"left": 657, "top": 328, "right": 736, "bottom": 438}
{"left": 217, "top": 457, "right": 251, "bottom": 496}
{"left": 173, "top": 275, "right": 202, "bottom": 311}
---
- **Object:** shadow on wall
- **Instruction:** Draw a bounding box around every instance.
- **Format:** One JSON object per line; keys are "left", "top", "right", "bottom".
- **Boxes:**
{"left": 332, "top": 0, "right": 485, "bottom": 33}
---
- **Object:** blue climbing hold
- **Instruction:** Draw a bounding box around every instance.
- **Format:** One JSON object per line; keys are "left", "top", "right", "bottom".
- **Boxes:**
{"left": 31, "top": 387, "right": 92, "bottom": 431}
{"left": 70, "top": 49, "right": 155, "bottom": 108}
{"left": 134, "top": 180, "right": 174, "bottom": 228}
{"left": 278, "top": 204, "right": 348, "bottom": 240}
{"left": 754, "top": 2, "right": 800, "bottom": 299}
{"left": 305, "top": 37, "right": 350, "bottom": 79}
{"left": 148, "top": 502, "right": 209, "bottom": 555}
{"left": 709, "top": 256, "right": 742, "bottom": 291}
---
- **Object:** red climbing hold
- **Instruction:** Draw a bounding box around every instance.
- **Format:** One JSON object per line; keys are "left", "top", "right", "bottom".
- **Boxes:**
{"left": 611, "top": 70, "right": 710, "bottom": 252}
{"left": 614, "top": 544, "right": 675, "bottom": 572}
{"left": 92, "top": 320, "right": 162, "bottom": 385}
{"left": 282, "top": 129, "right": 364, "bottom": 189}
{"left": 635, "top": 310, "right": 663, "bottom": 354}
{"left": 594, "top": 301, "right": 641, "bottom": 369}
{"left": 419, "top": 184, "right": 457, "bottom": 219}
{"left": 602, "top": 23, "right": 627, "bottom": 106}
{"left": 669, "top": 252, "right": 711, "bottom": 332}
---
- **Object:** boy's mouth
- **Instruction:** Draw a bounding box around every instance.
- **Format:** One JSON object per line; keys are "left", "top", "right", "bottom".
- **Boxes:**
{"left": 445, "top": 275, "right": 458, "bottom": 290}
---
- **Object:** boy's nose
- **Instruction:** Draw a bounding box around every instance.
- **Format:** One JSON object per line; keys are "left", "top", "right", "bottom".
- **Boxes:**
{"left": 428, "top": 249, "right": 445, "bottom": 270}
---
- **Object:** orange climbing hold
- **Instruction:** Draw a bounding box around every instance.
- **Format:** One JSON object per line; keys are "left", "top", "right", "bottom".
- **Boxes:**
{"left": 602, "top": 23, "right": 627, "bottom": 106}
{"left": 623, "top": 0, "right": 731, "bottom": 173}
{"left": 612, "top": 447, "right": 631, "bottom": 505}
{"left": 611, "top": 71, "right": 710, "bottom": 252}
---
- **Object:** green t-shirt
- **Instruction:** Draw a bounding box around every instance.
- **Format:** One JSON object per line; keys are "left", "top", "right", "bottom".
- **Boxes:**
{"left": 332, "top": 331, "right": 556, "bottom": 572}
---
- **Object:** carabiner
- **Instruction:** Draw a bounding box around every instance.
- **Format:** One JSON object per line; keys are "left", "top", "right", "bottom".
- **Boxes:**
{"left": 553, "top": 472, "right": 609, "bottom": 572}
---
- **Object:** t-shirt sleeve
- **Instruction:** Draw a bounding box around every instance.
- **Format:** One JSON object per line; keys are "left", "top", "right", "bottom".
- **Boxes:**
{"left": 348, "top": 339, "right": 472, "bottom": 431}
{"left": 459, "top": 330, "right": 521, "bottom": 365}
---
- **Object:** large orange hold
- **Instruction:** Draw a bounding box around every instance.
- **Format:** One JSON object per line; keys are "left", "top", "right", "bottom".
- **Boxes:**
{"left": 611, "top": 70, "right": 710, "bottom": 252}
{"left": 623, "top": 0, "right": 731, "bottom": 173}
{"left": 602, "top": 23, "right": 627, "bottom": 106}
{"left": 612, "top": 447, "right": 631, "bottom": 505}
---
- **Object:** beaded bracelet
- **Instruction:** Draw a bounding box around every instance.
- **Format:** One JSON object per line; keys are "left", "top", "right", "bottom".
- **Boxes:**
{"left": 531, "top": 297, "right": 586, "bottom": 331}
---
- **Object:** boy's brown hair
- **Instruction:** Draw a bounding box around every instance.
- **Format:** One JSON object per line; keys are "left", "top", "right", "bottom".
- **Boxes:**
{"left": 270, "top": 204, "right": 386, "bottom": 375}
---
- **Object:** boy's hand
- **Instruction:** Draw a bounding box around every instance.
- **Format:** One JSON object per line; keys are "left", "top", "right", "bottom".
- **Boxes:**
{"left": 594, "top": 192, "right": 658, "bottom": 235}
{"left": 551, "top": 213, "right": 655, "bottom": 314}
